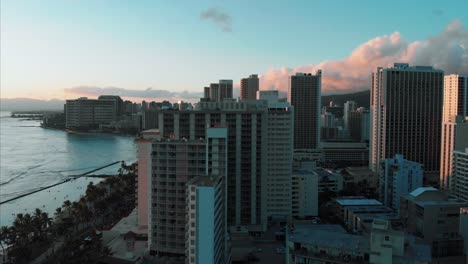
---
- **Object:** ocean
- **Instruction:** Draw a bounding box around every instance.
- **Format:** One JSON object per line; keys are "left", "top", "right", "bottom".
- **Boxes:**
{"left": 0, "top": 111, "right": 137, "bottom": 226}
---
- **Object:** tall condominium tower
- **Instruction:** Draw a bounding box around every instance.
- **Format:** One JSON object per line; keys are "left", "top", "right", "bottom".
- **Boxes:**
{"left": 258, "top": 91, "right": 294, "bottom": 219}
{"left": 370, "top": 63, "right": 444, "bottom": 183}
{"left": 148, "top": 127, "right": 227, "bottom": 257}
{"left": 288, "top": 71, "right": 322, "bottom": 151}
{"left": 440, "top": 74, "right": 468, "bottom": 190}
{"left": 343, "top": 100, "right": 357, "bottom": 129}
{"left": 240, "top": 74, "right": 259, "bottom": 100}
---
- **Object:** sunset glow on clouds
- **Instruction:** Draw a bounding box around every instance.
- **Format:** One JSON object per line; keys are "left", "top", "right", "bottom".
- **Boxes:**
{"left": 61, "top": 20, "right": 468, "bottom": 102}
{"left": 260, "top": 19, "right": 468, "bottom": 95}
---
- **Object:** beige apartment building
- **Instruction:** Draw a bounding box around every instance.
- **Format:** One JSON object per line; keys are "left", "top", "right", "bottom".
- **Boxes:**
{"left": 440, "top": 74, "right": 468, "bottom": 190}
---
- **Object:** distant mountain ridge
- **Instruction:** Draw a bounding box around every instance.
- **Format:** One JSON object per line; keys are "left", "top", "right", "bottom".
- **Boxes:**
{"left": 321, "top": 90, "right": 370, "bottom": 108}
{"left": 1, "top": 90, "right": 371, "bottom": 111}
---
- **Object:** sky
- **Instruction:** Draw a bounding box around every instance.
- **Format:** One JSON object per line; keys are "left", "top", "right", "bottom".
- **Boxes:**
{"left": 1, "top": 0, "right": 467, "bottom": 101}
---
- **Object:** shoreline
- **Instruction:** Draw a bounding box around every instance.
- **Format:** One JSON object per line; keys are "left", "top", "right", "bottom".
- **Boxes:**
{"left": 40, "top": 125, "right": 138, "bottom": 138}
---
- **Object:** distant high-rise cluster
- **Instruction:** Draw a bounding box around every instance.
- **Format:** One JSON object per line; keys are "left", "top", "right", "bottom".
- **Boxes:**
{"left": 240, "top": 74, "right": 259, "bottom": 100}
{"left": 85, "top": 61, "right": 468, "bottom": 263}
{"left": 203, "top": 80, "right": 233, "bottom": 102}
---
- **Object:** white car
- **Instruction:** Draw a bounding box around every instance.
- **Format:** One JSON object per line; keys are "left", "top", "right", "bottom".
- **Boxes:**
{"left": 276, "top": 247, "right": 286, "bottom": 254}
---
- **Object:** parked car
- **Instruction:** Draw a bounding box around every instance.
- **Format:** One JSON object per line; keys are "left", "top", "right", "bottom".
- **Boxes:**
{"left": 276, "top": 247, "right": 286, "bottom": 254}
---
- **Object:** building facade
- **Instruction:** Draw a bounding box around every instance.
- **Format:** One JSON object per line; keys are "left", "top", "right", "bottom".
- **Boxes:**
{"left": 240, "top": 74, "right": 259, "bottom": 100}
{"left": 348, "top": 107, "right": 370, "bottom": 142}
{"left": 440, "top": 74, "right": 468, "bottom": 190}
{"left": 65, "top": 96, "right": 122, "bottom": 129}
{"left": 453, "top": 148, "right": 468, "bottom": 203}
{"left": 186, "top": 176, "right": 228, "bottom": 264}
{"left": 321, "top": 142, "right": 369, "bottom": 167}
{"left": 204, "top": 80, "right": 233, "bottom": 102}
{"left": 380, "top": 154, "right": 423, "bottom": 212}
{"left": 291, "top": 162, "right": 319, "bottom": 218}
{"left": 343, "top": 100, "right": 357, "bottom": 130}
{"left": 151, "top": 99, "right": 293, "bottom": 231}
{"left": 370, "top": 63, "right": 444, "bottom": 183}
{"left": 400, "top": 187, "right": 467, "bottom": 260}
{"left": 288, "top": 71, "right": 322, "bottom": 151}
{"left": 149, "top": 127, "right": 227, "bottom": 257}
{"left": 258, "top": 91, "right": 294, "bottom": 219}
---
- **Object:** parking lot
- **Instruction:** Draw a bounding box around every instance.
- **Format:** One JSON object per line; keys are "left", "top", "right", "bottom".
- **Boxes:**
{"left": 247, "top": 223, "right": 287, "bottom": 263}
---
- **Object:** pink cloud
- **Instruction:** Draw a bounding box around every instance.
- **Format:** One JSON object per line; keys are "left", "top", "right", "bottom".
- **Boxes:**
{"left": 260, "top": 19, "right": 468, "bottom": 95}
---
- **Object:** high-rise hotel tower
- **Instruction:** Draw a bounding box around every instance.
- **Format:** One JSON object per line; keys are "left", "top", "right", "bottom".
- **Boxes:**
{"left": 370, "top": 63, "right": 444, "bottom": 183}
{"left": 440, "top": 74, "right": 468, "bottom": 190}
{"left": 288, "top": 71, "right": 322, "bottom": 151}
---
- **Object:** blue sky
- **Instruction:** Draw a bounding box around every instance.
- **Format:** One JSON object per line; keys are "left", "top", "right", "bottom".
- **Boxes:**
{"left": 1, "top": 0, "right": 467, "bottom": 99}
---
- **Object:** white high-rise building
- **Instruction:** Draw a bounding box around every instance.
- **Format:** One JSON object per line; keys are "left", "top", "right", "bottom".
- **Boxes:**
{"left": 380, "top": 154, "right": 423, "bottom": 212}
{"left": 343, "top": 100, "right": 357, "bottom": 129}
{"left": 152, "top": 98, "right": 293, "bottom": 231}
{"left": 258, "top": 91, "right": 294, "bottom": 219}
{"left": 148, "top": 127, "right": 227, "bottom": 257}
{"left": 440, "top": 74, "right": 468, "bottom": 190}
{"left": 370, "top": 63, "right": 444, "bottom": 184}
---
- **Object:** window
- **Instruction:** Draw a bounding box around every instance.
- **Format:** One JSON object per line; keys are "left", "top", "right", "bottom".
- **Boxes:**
{"left": 384, "top": 236, "right": 390, "bottom": 241}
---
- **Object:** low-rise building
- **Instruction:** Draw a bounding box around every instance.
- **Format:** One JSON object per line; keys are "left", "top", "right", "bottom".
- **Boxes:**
{"left": 400, "top": 187, "right": 468, "bottom": 261}
{"left": 370, "top": 219, "right": 431, "bottom": 264}
{"left": 285, "top": 224, "right": 370, "bottom": 264}
{"left": 344, "top": 205, "right": 395, "bottom": 232}
{"left": 331, "top": 197, "right": 382, "bottom": 222}
{"left": 291, "top": 162, "right": 319, "bottom": 218}
{"left": 453, "top": 148, "right": 468, "bottom": 203}
{"left": 315, "top": 168, "right": 343, "bottom": 193}
{"left": 321, "top": 141, "right": 369, "bottom": 167}
{"left": 343, "top": 167, "right": 378, "bottom": 198}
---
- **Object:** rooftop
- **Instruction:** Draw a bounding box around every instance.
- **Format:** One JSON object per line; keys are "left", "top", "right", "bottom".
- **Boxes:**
{"left": 336, "top": 198, "right": 382, "bottom": 206}
{"left": 187, "top": 175, "right": 221, "bottom": 187}
{"left": 288, "top": 224, "right": 369, "bottom": 252}
{"left": 409, "top": 187, "right": 438, "bottom": 197}
{"left": 345, "top": 205, "right": 393, "bottom": 214}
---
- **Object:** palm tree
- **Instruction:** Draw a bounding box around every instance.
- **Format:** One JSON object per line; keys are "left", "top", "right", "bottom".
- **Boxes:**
{"left": 54, "top": 207, "right": 62, "bottom": 218}
{"left": 62, "top": 200, "right": 71, "bottom": 211}
{"left": 41, "top": 212, "right": 52, "bottom": 241}
{"left": 33, "top": 208, "right": 44, "bottom": 241}
{"left": 0, "top": 226, "right": 9, "bottom": 263}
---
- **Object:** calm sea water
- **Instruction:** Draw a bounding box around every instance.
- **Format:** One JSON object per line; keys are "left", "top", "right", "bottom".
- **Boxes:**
{"left": 0, "top": 111, "right": 137, "bottom": 226}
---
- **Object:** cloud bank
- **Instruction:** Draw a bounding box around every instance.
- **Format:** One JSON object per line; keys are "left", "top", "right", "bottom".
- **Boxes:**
{"left": 65, "top": 86, "right": 203, "bottom": 102}
{"left": 261, "top": 19, "right": 468, "bottom": 95}
{"left": 200, "top": 8, "right": 232, "bottom": 32}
